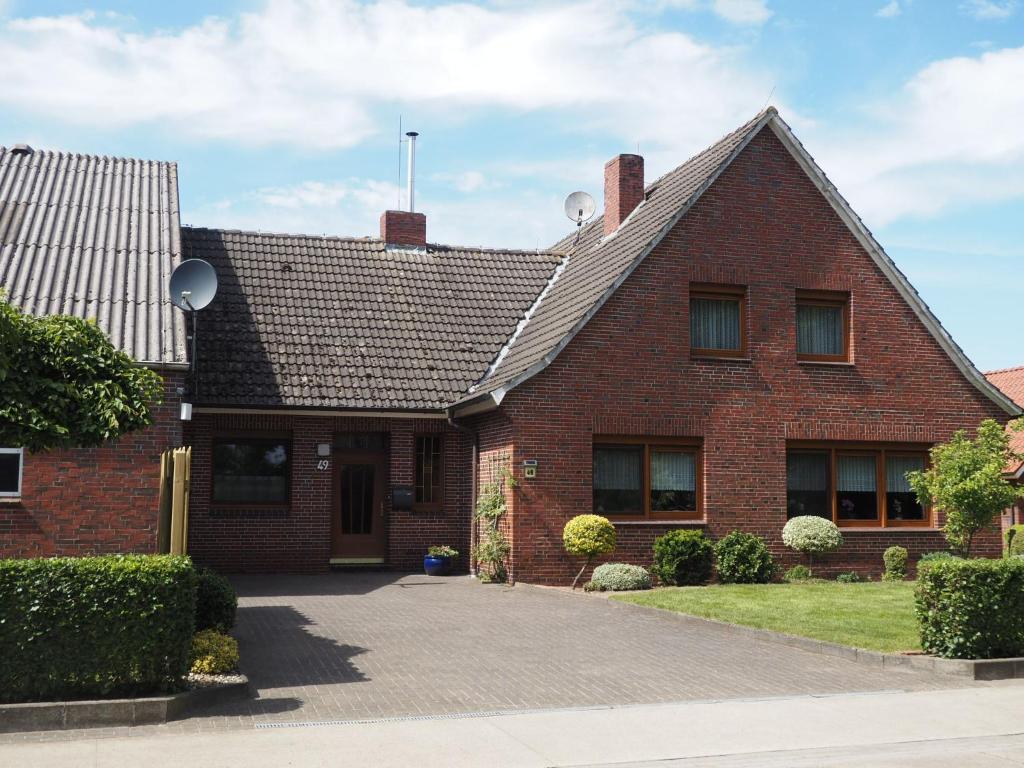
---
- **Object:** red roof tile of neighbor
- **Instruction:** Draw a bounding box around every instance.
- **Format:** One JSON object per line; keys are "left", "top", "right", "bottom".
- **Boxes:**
{"left": 985, "top": 366, "right": 1024, "bottom": 475}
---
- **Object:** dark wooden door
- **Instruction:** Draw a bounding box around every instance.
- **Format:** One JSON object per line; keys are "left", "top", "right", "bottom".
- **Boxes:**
{"left": 331, "top": 454, "right": 387, "bottom": 561}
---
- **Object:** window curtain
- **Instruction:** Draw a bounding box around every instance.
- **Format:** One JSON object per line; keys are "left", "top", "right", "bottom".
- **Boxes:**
{"left": 837, "top": 455, "right": 876, "bottom": 491}
{"left": 593, "top": 447, "right": 642, "bottom": 490}
{"left": 797, "top": 305, "right": 842, "bottom": 355}
{"left": 651, "top": 451, "right": 695, "bottom": 491}
{"left": 787, "top": 453, "right": 828, "bottom": 490}
{"left": 691, "top": 298, "right": 740, "bottom": 350}
{"left": 886, "top": 456, "right": 924, "bottom": 493}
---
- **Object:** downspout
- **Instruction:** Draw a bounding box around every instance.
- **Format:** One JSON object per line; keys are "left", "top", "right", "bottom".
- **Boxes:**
{"left": 446, "top": 407, "right": 478, "bottom": 577}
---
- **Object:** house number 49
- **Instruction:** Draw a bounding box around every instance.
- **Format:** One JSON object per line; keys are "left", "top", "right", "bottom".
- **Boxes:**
{"left": 316, "top": 459, "right": 330, "bottom": 471}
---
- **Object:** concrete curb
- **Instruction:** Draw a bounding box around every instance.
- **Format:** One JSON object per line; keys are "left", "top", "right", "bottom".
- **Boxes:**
{"left": 525, "top": 585, "right": 1024, "bottom": 681}
{"left": 0, "top": 675, "right": 251, "bottom": 733}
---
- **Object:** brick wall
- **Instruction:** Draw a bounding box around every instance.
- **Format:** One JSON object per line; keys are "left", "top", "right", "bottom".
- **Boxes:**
{"left": 499, "top": 128, "right": 1009, "bottom": 585}
{"left": 0, "top": 371, "right": 185, "bottom": 558}
{"left": 184, "top": 412, "right": 470, "bottom": 573}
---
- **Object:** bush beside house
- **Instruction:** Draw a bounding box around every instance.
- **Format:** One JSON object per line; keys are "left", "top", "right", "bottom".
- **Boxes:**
{"left": 782, "top": 516, "right": 843, "bottom": 572}
{"left": 563, "top": 514, "right": 617, "bottom": 590}
{"left": 586, "top": 563, "right": 652, "bottom": 591}
{"left": 652, "top": 530, "right": 713, "bottom": 586}
{"left": 713, "top": 531, "right": 775, "bottom": 584}
{"left": 0, "top": 555, "right": 196, "bottom": 702}
{"left": 195, "top": 567, "right": 238, "bottom": 632}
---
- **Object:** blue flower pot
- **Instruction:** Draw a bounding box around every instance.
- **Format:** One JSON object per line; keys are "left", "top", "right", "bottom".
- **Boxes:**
{"left": 424, "top": 554, "right": 452, "bottom": 576}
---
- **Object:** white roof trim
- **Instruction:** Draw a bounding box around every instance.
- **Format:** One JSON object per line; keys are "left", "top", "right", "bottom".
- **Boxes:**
{"left": 765, "top": 116, "right": 1020, "bottom": 416}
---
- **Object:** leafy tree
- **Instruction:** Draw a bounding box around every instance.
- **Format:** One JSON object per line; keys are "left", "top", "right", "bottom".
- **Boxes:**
{"left": 0, "top": 297, "right": 163, "bottom": 452}
{"left": 909, "top": 419, "right": 1024, "bottom": 558}
{"left": 563, "top": 514, "right": 616, "bottom": 590}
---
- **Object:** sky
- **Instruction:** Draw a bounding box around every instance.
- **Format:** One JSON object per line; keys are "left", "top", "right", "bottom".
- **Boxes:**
{"left": 0, "top": 0, "right": 1021, "bottom": 371}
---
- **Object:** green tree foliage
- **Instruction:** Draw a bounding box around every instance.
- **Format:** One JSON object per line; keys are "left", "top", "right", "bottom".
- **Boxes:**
{"left": 908, "top": 419, "right": 1024, "bottom": 558}
{"left": 0, "top": 297, "right": 162, "bottom": 452}
{"left": 563, "top": 514, "right": 616, "bottom": 590}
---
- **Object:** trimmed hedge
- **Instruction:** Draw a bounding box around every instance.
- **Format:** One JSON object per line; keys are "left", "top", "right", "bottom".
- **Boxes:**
{"left": 0, "top": 555, "right": 196, "bottom": 702}
{"left": 590, "top": 563, "right": 652, "bottom": 591}
{"left": 652, "top": 530, "right": 713, "bottom": 586}
{"left": 714, "top": 531, "right": 775, "bottom": 584}
{"left": 195, "top": 567, "right": 237, "bottom": 632}
{"left": 915, "top": 557, "right": 1024, "bottom": 659}
{"left": 1006, "top": 524, "right": 1024, "bottom": 557}
{"left": 882, "top": 546, "right": 908, "bottom": 582}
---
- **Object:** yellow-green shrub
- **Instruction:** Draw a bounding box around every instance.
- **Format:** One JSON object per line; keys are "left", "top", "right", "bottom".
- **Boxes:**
{"left": 189, "top": 630, "right": 239, "bottom": 675}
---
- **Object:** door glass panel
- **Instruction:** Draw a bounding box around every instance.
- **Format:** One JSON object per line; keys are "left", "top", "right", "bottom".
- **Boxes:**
{"left": 340, "top": 464, "right": 375, "bottom": 535}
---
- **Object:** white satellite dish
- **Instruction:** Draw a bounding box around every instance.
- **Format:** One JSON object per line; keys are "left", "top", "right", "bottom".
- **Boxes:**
{"left": 169, "top": 259, "right": 218, "bottom": 311}
{"left": 564, "top": 191, "right": 596, "bottom": 226}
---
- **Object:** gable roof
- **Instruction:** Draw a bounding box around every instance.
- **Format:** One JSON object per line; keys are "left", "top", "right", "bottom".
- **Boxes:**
{"left": 0, "top": 145, "right": 187, "bottom": 367}
{"left": 184, "top": 227, "right": 559, "bottom": 410}
{"left": 458, "top": 108, "right": 1020, "bottom": 417}
{"left": 986, "top": 366, "right": 1024, "bottom": 477}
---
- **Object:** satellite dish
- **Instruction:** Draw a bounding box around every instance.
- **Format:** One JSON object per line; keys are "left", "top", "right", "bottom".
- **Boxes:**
{"left": 169, "top": 259, "right": 218, "bottom": 311}
{"left": 564, "top": 191, "right": 596, "bottom": 225}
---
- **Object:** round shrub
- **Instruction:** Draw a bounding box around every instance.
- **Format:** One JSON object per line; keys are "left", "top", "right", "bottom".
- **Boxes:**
{"left": 782, "top": 516, "right": 843, "bottom": 564}
{"left": 1006, "top": 524, "right": 1024, "bottom": 557}
{"left": 783, "top": 564, "right": 812, "bottom": 582}
{"left": 195, "top": 567, "right": 237, "bottom": 632}
{"left": 882, "top": 546, "right": 908, "bottom": 582}
{"left": 652, "top": 530, "right": 713, "bottom": 586}
{"left": 189, "top": 630, "right": 239, "bottom": 675}
{"left": 590, "top": 563, "right": 652, "bottom": 591}
{"left": 564, "top": 514, "right": 617, "bottom": 589}
{"left": 713, "top": 531, "right": 775, "bottom": 584}
{"left": 836, "top": 571, "right": 862, "bottom": 583}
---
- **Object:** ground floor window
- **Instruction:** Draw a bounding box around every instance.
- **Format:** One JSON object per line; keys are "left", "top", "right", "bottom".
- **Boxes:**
{"left": 0, "top": 448, "right": 23, "bottom": 497}
{"left": 414, "top": 435, "right": 443, "bottom": 508}
{"left": 212, "top": 438, "right": 291, "bottom": 504}
{"left": 593, "top": 438, "right": 700, "bottom": 520}
{"left": 786, "top": 445, "right": 928, "bottom": 527}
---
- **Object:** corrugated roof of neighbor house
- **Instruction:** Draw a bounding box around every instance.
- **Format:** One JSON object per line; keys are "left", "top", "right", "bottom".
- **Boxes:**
{"left": 0, "top": 145, "right": 188, "bottom": 366}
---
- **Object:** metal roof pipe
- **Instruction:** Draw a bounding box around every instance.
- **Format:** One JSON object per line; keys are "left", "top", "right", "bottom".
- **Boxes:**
{"left": 406, "top": 131, "right": 419, "bottom": 213}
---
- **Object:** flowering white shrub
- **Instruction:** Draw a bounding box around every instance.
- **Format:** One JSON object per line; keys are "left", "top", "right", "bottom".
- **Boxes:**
{"left": 590, "top": 562, "right": 652, "bottom": 591}
{"left": 782, "top": 516, "right": 843, "bottom": 557}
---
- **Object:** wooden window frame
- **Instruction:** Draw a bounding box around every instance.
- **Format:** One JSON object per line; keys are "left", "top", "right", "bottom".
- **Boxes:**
{"left": 413, "top": 434, "right": 444, "bottom": 511}
{"left": 0, "top": 447, "right": 24, "bottom": 498}
{"left": 787, "top": 442, "right": 931, "bottom": 528}
{"left": 795, "top": 289, "right": 850, "bottom": 363}
{"left": 593, "top": 436, "right": 703, "bottom": 521}
{"left": 210, "top": 433, "right": 293, "bottom": 508}
{"left": 689, "top": 283, "right": 747, "bottom": 359}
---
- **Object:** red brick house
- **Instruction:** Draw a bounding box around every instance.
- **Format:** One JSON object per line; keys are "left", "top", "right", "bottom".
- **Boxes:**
{"left": 985, "top": 366, "right": 1024, "bottom": 530}
{"left": 2, "top": 108, "right": 1019, "bottom": 582}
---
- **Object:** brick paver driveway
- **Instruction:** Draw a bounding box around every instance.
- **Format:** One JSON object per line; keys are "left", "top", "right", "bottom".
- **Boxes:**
{"left": 218, "top": 571, "right": 967, "bottom": 725}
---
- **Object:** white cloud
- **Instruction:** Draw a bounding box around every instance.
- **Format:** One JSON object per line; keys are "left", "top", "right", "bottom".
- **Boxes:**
{"left": 709, "top": 0, "right": 772, "bottom": 24}
{"left": 815, "top": 46, "right": 1024, "bottom": 226}
{"left": 0, "top": 0, "right": 773, "bottom": 152}
{"left": 431, "top": 170, "right": 494, "bottom": 193}
{"left": 959, "top": 0, "right": 1018, "bottom": 19}
{"left": 876, "top": 1, "right": 902, "bottom": 18}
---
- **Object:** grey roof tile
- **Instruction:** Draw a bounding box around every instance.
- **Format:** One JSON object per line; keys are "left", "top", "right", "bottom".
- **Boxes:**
{"left": 183, "top": 228, "right": 560, "bottom": 409}
{"left": 0, "top": 145, "right": 187, "bottom": 365}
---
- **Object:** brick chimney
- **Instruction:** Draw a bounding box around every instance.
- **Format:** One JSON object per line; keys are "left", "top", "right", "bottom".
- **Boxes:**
{"left": 603, "top": 154, "right": 644, "bottom": 236}
{"left": 380, "top": 210, "right": 426, "bottom": 248}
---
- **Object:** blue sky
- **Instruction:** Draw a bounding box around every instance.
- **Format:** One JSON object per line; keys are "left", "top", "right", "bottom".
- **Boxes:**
{"left": 1, "top": 0, "right": 1021, "bottom": 370}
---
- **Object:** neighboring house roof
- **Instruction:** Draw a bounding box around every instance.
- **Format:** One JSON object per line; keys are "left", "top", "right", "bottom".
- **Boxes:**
{"left": 985, "top": 366, "right": 1024, "bottom": 477}
{"left": 0, "top": 145, "right": 187, "bottom": 367}
{"left": 460, "top": 108, "right": 1020, "bottom": 418}
{"left": 183, "top": 227, "right": 560, "bottom": 410}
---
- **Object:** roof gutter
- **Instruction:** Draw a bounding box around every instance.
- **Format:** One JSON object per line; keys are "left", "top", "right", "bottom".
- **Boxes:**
{"left": 191, "top": 405, "right": 449, "bottom": 419}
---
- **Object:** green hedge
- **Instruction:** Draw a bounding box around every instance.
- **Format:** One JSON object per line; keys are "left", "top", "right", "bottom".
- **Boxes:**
{"left": 195, "top": 567, "right": 237, "bottom": 632}
{"left": 652, "top": 530, "right": 713, "bottom": 586}
{"left": 0, "top": 555, "right": 196, "bottom": 702}
{"left": 915, "top": 557, "right": 1024, "bottom": 659}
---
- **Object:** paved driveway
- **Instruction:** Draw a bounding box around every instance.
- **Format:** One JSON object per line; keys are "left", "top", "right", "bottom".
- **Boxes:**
{"left": 221, "top": 571, "right": 967, "bottom": 725}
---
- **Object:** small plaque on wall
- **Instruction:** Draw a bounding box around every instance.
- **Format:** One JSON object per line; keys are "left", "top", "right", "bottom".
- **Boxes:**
{"left": 391, "top": 486, "right": 413, "bottom": 510}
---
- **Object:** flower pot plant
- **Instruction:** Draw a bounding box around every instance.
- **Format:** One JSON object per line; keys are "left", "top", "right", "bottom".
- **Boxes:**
{"left": 424, "top": 545, "right": 459, "bottom": 576}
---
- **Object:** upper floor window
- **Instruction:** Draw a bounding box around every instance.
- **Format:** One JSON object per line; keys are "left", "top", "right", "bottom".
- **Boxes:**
{"left": 415, "top": 435, "right": 443, "bottom": 507}
{"left": 690, "top": 284, "right": 746, "bottom": 358}
{"left": 212, "top": 438, "right": 291, "bottom": 504}
{"left": 593, "top": 438, "right": 701, "bottom": 520}
{"left": 786, "top": 445, "right": 928, "bottom": 527}
{"left": 0, "top": 448, "right": 23, "bottom": 497}
{"left": 796, "top": 290, "right": 849, "bottom": 362}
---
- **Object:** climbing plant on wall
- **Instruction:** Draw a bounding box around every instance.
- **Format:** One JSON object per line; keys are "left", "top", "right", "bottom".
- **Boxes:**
{"left": 473, "top": 456, "right": 515, "bottom": 583}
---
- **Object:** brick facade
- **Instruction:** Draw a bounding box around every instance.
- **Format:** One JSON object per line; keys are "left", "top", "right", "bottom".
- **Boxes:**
{"left": 493, "top": 129, "right": 1008, "bottom": 584}
{"left": 183, "top": 412, "right": 471, "bottom": 573}
{"left": 0, "top": 371, "right": 185, "bottom": 558}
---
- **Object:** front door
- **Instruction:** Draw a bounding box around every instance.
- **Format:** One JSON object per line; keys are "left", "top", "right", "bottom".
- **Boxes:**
{"left": 331, "top": 454, "right": 388, "bottom": 562}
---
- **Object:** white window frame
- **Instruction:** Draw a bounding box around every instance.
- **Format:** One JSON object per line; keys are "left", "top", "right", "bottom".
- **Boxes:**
{"left": 0, "top": 448, "right": 24, "bottom": 497}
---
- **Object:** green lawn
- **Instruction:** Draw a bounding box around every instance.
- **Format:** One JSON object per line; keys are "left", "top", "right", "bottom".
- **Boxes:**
{"left": 613, "top": 581, "right": 920, "bottom": 653}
